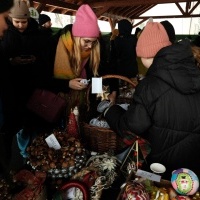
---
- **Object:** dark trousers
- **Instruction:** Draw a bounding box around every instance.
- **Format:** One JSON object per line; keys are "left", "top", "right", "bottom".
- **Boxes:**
{"left": 0, "top": 133, "right": 13, "bottom": 177}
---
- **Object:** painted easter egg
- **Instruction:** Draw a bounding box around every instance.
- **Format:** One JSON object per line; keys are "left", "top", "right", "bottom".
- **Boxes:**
{"left": 171, "top": 168, "right": 199, "bottom": 195}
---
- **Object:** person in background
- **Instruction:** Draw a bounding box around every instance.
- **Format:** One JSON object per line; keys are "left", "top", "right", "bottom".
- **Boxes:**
{"left": 38, "top": 13, "right": 53, "bottom": 36}
{"left": 109, "top": 28, "right": 119, "bottom": 66}
{"left": 134, "top": 27, "right": 141, "bottom": 38}
{"left": 110, "top": 19, "right": 138, "bottom": 81}
{"left": 101, "top": 21, "right": 200, "bottom": 180}
{"left": 0, "top": 0, "right": 49, "bottom": 177}
{"left": 39, "top": 13, "right": 52, "bottom": 28}
{"left": 160, "top": 20, "right": 176, "bottom": 44}
{"left": 192, "top": 33, "right": 200, "bottom": 48}
{"left": 98, "top": 29, "right": 119, "bottom": 103}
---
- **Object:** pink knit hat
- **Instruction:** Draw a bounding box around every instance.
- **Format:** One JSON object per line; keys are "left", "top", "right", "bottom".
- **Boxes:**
{"left": 136, "top": 22, "right": 172, "bottom": 58}
{"left": 72, "top": 4, "right": 100, "bottom": 38}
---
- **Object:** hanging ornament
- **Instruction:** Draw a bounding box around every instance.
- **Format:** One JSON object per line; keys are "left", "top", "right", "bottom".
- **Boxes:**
{"left": 66, "top": 110, "right": 79, "bottom": 139}
{"left": 73, "top": 106, "right": 79, "bottom": 124}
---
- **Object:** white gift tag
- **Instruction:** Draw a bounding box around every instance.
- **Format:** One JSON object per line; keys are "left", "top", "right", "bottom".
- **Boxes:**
{"left": 136, "top": 169, "right": 161, "bottom": 182}
{"left": 45, "top": 134, "right": 61, "bottom": 150}
{"left": 92, "top": 77, "right": 102, "bottom": 93}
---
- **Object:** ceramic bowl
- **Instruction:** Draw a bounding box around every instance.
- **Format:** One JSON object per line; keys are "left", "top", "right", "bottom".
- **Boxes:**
{"left": 150, "top": 163, "right": 166, "bottom": 174}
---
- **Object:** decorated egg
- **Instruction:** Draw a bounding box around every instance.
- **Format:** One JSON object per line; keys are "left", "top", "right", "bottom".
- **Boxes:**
{"left": 171, "top": 168, "right": 199, "bottom": 195}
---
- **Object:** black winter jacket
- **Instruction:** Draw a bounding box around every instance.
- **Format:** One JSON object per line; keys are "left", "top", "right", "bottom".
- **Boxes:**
{"left": 105, "top": 39, "right": 200, "bottom": 179}
{"left": 0, "top": 18, "right": 50, "bottom": 134}
{"left": 110, "top": 21, "right": 138, "bottom": 78}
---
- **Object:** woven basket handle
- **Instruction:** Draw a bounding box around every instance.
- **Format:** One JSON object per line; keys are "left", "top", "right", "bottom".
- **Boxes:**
{"left": 86, "top": 74, "right": 137, "bottom": 110}
{"left": 101, "top": 74, "right": 137, "bottom": 88}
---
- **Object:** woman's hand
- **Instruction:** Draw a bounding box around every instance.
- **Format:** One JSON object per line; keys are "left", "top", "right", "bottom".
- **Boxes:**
{"left": 69, "top": 78, "right": 88, "bottom": 90}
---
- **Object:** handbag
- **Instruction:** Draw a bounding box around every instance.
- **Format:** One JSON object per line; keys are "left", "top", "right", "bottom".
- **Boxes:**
{"left": 27, "top": 89, "right": 67, "bottom": 123}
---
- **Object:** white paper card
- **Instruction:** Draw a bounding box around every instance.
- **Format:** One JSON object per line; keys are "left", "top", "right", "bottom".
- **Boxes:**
{"left": 45, "top": 134, "right": 61, "bottom": 150}
{"left": 92, "top": 77, "right": 102, "bottom": 93}
{"left": 66, "top": 187, "right": 76, "bottom": 198}
{"left": 136, "top": 169, "right": 161, "bottom": 182}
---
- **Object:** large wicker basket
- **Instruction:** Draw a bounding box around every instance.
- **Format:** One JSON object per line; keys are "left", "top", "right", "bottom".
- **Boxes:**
{"left": 81, "top": 75, "right": 137, "bottom": 154}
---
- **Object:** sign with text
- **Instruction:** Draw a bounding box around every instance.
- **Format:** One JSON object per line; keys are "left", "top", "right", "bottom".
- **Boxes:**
{"left": 136, "top": 169, "right": 161, "bottom": 182}
{"left": 45, "top": 134, "right": 61, "bottom": 150}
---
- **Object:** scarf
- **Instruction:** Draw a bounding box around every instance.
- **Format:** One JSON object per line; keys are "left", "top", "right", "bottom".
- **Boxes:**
{"left": 54, "top": 27, "right": 92, "bottom": 120}
{"left": 54, "top": 29, "right": 91, "bottom": 79}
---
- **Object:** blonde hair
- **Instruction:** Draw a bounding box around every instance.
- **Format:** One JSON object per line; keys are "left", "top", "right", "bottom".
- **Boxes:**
{"left": 191, "top": 45, "right": 200, "bottom": 68}
{"left": 70, "top": 37, "right": 100, "bottom": 76}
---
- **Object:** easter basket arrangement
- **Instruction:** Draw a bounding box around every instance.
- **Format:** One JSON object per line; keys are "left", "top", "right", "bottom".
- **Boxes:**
{"left": 53, "top": 153, "right": 119, "bottom": 200}
{"left": 26, "top": 130, "right": 89, "bottom": 179}
{"left": 117, "top": 168, "right": 200, "bottom": 200}
{"left": 80, "top": 74, "right": 137, "bottom": 154}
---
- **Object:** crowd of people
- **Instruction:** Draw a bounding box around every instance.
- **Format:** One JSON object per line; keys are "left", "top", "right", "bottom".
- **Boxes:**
{"left": 0, "top": 0, "right": 200, "bottom": 184}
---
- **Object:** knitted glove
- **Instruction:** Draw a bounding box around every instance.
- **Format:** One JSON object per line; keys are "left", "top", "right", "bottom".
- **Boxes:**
{"left": 97, "top": 100, "right": 111, "bottom": 113}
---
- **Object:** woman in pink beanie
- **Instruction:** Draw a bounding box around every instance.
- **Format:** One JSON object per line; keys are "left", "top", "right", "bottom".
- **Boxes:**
{"left": 46, "top": 4, "right": 101, "bottom": 122}
{"left": 100, "top": 21, "right": 200, "bottom": 180}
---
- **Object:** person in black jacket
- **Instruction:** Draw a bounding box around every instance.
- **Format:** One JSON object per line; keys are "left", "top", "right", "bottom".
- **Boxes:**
{"left": 110, "top": 19, "right": 138, "bottom": 80}
{"left": 102, "top": 21, "right": 200, "bottom": 180}
{"left": 38, "top": 13, "right": 53, "bottom": 37}
{"left": 0, "top": 0, "right": 49, "bottom": 177}
{"left": 108, "top": 19, "right": 139, "bottom": 103}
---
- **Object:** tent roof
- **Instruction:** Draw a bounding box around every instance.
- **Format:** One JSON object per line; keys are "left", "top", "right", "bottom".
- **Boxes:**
{"left": 32, "top": 0, "right": 200, "bottom": 28}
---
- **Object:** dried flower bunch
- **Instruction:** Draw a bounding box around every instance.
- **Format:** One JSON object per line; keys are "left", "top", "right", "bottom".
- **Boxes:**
{"left": 86, "top": 153, "right": 119, "bottom": 199}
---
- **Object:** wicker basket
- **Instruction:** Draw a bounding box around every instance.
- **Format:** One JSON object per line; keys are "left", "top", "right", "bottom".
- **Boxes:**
{"left": 81, "top": 75, "right": 137, "bottom": 154}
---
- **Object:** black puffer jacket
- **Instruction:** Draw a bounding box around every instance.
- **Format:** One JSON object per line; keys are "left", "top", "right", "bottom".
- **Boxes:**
{"left": 105, "top": 39, "right": 200, "bottom": 179}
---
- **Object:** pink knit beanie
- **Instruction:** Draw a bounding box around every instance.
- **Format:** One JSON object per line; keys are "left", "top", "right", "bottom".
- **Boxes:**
{"left": 136, "top": 22, "right": 172, "bottom": 58}
{"left": 72, "top": 4, "right": 100, "bottom": 38}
